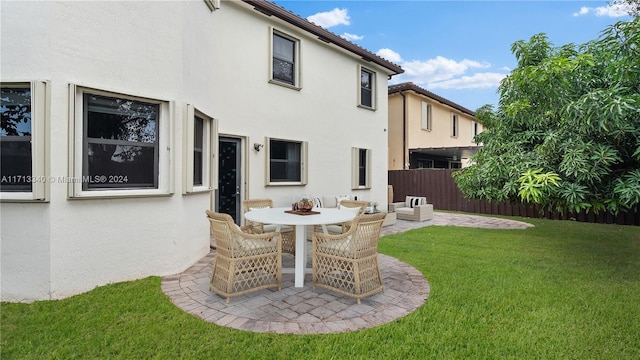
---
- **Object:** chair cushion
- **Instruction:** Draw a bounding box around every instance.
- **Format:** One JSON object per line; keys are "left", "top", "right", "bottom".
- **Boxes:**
{"left": 324, "top": 224, "right": 343, "bottom": 234}
{"left": 233, "top": 237, "right": 277, "bottom": 256}
{"left": 318, "top": 236, "right": 353, "bottom": 257}
{"left": 263, "top": 224, "right": 293, "bottom": 233}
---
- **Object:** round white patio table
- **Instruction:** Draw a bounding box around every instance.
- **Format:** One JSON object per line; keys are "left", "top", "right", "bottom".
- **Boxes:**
{"left": 244, "top": 207, "right": 356, "bottom": 287}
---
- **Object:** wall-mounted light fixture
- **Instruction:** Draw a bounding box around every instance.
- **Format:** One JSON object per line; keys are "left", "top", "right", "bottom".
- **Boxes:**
{"left": 253, "top": 143, "right": 264, "bottom": 152}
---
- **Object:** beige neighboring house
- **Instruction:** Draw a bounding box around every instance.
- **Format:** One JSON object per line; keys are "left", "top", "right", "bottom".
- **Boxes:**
{"left": 388, "top": 82, "right": 482, "bottom": 170}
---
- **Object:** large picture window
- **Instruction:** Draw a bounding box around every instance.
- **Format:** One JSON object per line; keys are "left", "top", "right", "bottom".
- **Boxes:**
{"left": 359, "top": 66, "right": 376, "bottom": 109}
{"left": 0, "top": 81, "right": 48, "bottom": 201}
{"left": 83, "top": 94, "right": 159, "bottom": 190}
{"left": 266, "top": 137, "right": 307, "bottom": 185}
{"left": 271, "top": 30, "right": 300, "bottom": 89}
{"left": 70, "top": 85, "right": 172, "bottom": 198}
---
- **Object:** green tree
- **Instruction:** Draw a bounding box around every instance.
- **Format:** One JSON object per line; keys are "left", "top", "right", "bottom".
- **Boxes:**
{"left": 454, "top": 19, "right": 640, "bottom": 214}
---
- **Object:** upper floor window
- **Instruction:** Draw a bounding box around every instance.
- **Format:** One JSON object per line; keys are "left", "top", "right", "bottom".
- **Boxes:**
{"left": 271, "top": 30, "right": 300, "bottom": 89}
{"left": 451, "top": 113, "right": 459, "bottom": 138}
{"left": 421, "top": 101, "right": 432, "bottom": 131}
{"left": 70, "top": 85, "right": 172, "bottom": 198}
{"left": 472, "top": 121, "right": 480, "bottom": 138}
{"left": 266, "top": 137, "right": 307, "bottom": 185}
{"left": 352, "top": 147, "right": 371, "bottom": 189}
{"left": 359, "top": 66, "right": 376, "bottom": 109}
{"left": 1, "top": 81, "right": 48, "bottom": 201}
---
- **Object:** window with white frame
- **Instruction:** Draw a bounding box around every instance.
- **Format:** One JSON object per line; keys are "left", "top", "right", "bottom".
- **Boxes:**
{"left": 266, "top": 137, "right": 307, "bottom": 185}
{"left": 69, "top": 85, "right": 172, "bottom": 198}
{"left": 451, "top": 113, "right": 459, "bottom": 138}
{"left": 421, "top": 101, "right": 432, "bottom": 131}
{"left": 359, "top": 66, "right": 376, "bottom": 109}
{"left": 352, "top": 147, "right": 371, "bottom": 189}
{"left": 271, "top": 30, "right": 300, "bottom": 89}
{"left": 0, "top": 82, "right": 48, "bottom": 201}
{"left": 183, "top": 105, "right": 217, "bottom": 194}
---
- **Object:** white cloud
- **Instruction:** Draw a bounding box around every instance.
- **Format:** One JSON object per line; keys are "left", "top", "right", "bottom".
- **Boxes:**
{"left": 384, "top": 52, "right": 507, "bottom": 90}
{"left": 429, "top": 72, "right": 508, "bottom": 90}
{"left": 376, "top": 48, "right": 402, "bottom": 63}
{"left": 400, "top": 56, "right": 490, "bottom": 83}
{"left": 573, "top": 3, "right": 632, "bottom": 17}
{"left": 307, "top": 8, "right": 350, "bottom": 28}
{"left": 341, "top": 32, "right": 363, "bottom": 41}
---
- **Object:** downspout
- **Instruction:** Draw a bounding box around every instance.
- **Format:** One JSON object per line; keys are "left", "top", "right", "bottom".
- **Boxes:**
{"left": 400, "top": 91, "right": 407, "bottom": 169}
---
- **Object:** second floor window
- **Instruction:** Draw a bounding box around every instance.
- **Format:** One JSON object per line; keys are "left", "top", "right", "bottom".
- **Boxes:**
{"left": 359, "top": 68, "right": 375, "bottom": 109}
{"left": 272, "top": 32, "right": 297, "bottom": 87}
{"left": 421, "top": 101, "right": 432, "bottom": 131}
{"left": 451, "top": 113, "right": 459, "bottom": 138}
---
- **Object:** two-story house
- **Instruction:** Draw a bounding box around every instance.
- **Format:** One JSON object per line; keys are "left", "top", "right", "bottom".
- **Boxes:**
{"left": 0, "top": 0, "right": 402, "bottom": 301}
{"left": 388, "top": 82, "right": 481, "bottom": 170}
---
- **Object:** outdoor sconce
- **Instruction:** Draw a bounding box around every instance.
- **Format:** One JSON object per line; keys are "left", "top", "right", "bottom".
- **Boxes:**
{"left": 253, "top": 143, "right": 264, "bottom": 152}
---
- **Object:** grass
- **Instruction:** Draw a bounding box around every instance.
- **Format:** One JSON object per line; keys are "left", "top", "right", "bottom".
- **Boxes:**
{"left": 2, "top": 216, "right": 639, "bottom": 359}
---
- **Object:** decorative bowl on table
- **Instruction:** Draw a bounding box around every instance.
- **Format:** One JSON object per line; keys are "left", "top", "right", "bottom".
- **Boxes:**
{"left": 297, "top": 198, "right": 314, "bottom": 212}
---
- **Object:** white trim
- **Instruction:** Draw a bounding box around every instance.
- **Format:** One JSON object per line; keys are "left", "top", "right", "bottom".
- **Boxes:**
{"left": 68, "top": 84, "right": 174, "bottom": 199}
{"left": 351, "top": 147, "right": 372, "bottom": 190}
{"left": 265, "top": 137, "right": 307, "bottom": 186}
{"left": 0, "top": 81, "right": 49, "bottom": 202}
{"left": 357, "top": 65, "right": 376, "bottom": 110}
{"left": 183, "top": 104, "right": 217, "bottom": 194}
{"left": 269, "top": 27, "right": 302, "bottom": 90}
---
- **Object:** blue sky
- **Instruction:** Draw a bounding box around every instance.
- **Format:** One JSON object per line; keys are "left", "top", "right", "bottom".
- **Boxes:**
{"left": 272, "top": 0, "right": 634, "bottom": 111}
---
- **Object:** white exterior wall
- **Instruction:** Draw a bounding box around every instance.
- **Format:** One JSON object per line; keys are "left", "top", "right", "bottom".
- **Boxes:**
{"left": 1, "top": 1, "right": 393, "bottom": 301}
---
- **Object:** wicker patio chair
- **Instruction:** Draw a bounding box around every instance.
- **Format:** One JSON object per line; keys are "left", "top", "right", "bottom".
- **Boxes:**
{"left": 242, "top": 198, "right": 295, "bottom": 254}
{"left": 206, "top": 211, "right": 282, "bottom": 303}
{"left": 312, "top": 212, "right": 387, "bottom": 304}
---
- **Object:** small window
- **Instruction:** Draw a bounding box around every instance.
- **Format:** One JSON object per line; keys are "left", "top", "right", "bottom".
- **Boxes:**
{"left": 418, "top": 160, "right": 434, "bottom": 169}
{"left": 451, "top": 113, "right": 459, "bottom": 138}
{"left": 184, "top": 105, "right": 217, "bottom": 194}
{"left": 266, "top": 137, "right": 307, "bottom": 185}
{"left": 351, "top": 147, "right": 371, "bottom": 189}
{"left": 0, "top": 81, "right": 48, "bottom": 201}
{"left": 472, "top": 121, "right": 480, "bottom": 137}
{"left": 449, "top": 161, "right": 462, "bottom": 169}
{"left": 70, "top": 85, "right": 172, "bottom": 198}
{"left": 421, "top": 101, "right": 432, "bottom": 131}
{"left": 270, "top": 30, "right": 300, "bottom": 89}
{"left": 358, "top": 66, "right": 376, "bottom": 109}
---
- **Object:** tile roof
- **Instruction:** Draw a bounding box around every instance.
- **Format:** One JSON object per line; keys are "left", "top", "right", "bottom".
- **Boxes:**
{"left": 389, "top": 82, "right": 475, "bottom": 116}
{"left": 241, "top": 0, "right": 404, "bottom": 75}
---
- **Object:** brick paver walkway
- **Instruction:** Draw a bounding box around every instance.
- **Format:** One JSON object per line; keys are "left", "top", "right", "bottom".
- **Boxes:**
{"left": 161, "top": 212, "right": 533, "bottom": 334}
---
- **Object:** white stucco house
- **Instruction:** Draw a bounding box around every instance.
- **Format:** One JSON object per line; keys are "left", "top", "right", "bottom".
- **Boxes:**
{"left": 0, "top": 0, "right": 403, "bottom": 302}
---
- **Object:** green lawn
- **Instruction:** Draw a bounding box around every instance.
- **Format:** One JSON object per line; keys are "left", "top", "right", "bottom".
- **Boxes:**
{"left": 2, "top": 217, "right": 639, "bottom": 359}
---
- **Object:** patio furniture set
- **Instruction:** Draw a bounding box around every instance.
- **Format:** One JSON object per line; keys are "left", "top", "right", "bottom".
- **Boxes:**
{"left": 206, "top": 195, "right": 433, "bottom": 304}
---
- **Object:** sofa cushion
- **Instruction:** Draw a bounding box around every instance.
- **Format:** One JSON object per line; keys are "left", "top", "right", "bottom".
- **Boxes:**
{"left": 395, "top": 207, "right": 415, "bottom": 216}
{"left": 322, "top": 195, "right": 337, "bottom": 208}
{"left": 406, "top": 196, "right": 425, "bottom": 208}
{"left": 340, "top": 204, "right": 362, "bottom": 216}
{"left": 336, "top": 195, "right": 350, "bottom": 206}
{"left": 310, "top": 197, "right": 323, "bottom": 208}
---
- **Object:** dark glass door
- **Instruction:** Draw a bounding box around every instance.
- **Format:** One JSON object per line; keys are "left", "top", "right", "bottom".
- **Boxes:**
{"left": 217, "top": 137, "right": 241, "bottom": 225}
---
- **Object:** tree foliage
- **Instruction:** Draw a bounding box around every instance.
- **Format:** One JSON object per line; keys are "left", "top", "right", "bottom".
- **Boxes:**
{"left": 454, "top": 19, "right": 640, "bottom": 214}
{"left": 610, "top": 0, "right": 640, "bottom": 16}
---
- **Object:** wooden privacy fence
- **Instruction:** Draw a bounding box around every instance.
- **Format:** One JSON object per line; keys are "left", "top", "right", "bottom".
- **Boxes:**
{"left": 388, "top": 169, "right": 640, "bottom": 226}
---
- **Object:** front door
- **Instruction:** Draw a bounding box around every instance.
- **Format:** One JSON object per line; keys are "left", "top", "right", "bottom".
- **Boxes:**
{"left": 217, "top": 137, "right": 241, "bottom": 225}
